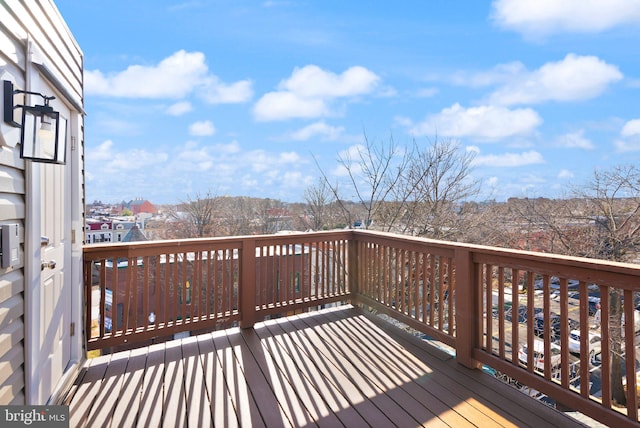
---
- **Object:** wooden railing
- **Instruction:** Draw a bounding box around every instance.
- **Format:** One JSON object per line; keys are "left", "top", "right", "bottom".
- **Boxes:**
{"left": 84, "top": 231, "right": 351, "bottom": 350}
{"left": 84, "top": 229, "right": 640, "bottom": 427}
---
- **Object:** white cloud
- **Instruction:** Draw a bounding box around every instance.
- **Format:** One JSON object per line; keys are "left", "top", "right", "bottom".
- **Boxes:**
{"left": 189, "top": 120, "right": 216, "bottom": 136}
{"left": 85, "top": 50, "right": 208, "bottom": 98}
{"left": 281, "top": 171, "right": 304, "bottom": 186}
{"left": 280, "top": 65, "right": 379, "bottom": 98}
{"left": 331, "top": 144, "right": 366, "bottom": 177}
{"left": 253, "top": 65, "right": 380, "bottom": 121}
{"left": 614, "top": 139, "right": 640, "bottom": 152}
{"left": 621, "top": 119, "right": 640, "bottom": 137}
{"left": 200, "top": 78, "right": 253, "bottom": 104}
{"left": 466, "top": 145, "right": 481, "bottom": 154}
{"left": 488, "top": 54, "right": 622, "bottom": 106}
{"left": 166, "top": 101, "right": 193, "bottom": 116}
{"left": 279, "top": 152, "right": 302, "bottom": 163}
{"left": 246, "top": 148, "right": 304, "bottom": 173}
{"left": 89, "top": 140, "right": 114, "bottom": 161}
{"left": 176, "top": 148, "right": 215, "bottom": 171}
{"left": 614, "top": 119, "right": 640, "bottom": 152}
{"left": 409, "top": 103, "right": 542, "bottom": 141}
{"left": 415, "top": 87, "right": 439, "bottom": 98}
{"left": 107, "top": 149, "right": 169, "bottom": 172}
{"left": 254, "top": 92, "right": 330, "bottom": 121}
{"left": 558, "top": 169, "right": 574, "bottom": 179}
{"left": 287, "top": 121, "right": 345, "bottom": 141}
{"left": 175, "top": 145, "right": 215, "bottom": 172}
{"left": 554, "top": 130, "right": 595, "bottom": 150}
{"left": 472, "top": 150, "right": 544, "bottom": 167}
{"left": 491, "top": 0, "right": 640, "bottom": 37}
{"left": 85, "top": 50, "right": 253, "bottom": 104}
{"left": 486, "top": 176, "right": 499, "bottom": 187}
{"left": 449, "top": 61, "right": 526, "bottom": 87}
{"left": 215, "top": 141, "right": 242, "bottom": 154}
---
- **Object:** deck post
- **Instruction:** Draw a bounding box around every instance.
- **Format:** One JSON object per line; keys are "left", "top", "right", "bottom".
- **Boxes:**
{"left": 240, "top": 238, "right": 257, "bottom": 329}
{"left": 454, "top": 247, "right": 481, "bottom": 369}
{"left": 348, "top": 232, "right": 359, "bottom": 303}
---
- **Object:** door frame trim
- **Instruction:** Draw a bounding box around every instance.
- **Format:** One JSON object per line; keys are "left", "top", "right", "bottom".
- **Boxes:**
{"left": 24, "top": 57, "right": 84, "bottom": 405}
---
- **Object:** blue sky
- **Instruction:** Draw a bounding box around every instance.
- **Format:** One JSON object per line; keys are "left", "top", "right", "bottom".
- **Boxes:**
{"left": 54, "top": 0, "right": 640, "bottom": 205}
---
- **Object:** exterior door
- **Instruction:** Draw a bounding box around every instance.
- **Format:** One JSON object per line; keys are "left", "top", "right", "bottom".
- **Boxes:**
{"left": 28, "top": 79, "right": 72, "bottom": 404}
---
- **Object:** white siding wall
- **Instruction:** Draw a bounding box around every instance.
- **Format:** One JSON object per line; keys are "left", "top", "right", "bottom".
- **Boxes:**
{"left": 0, "top": 1, "right": 83, "bottom": 405}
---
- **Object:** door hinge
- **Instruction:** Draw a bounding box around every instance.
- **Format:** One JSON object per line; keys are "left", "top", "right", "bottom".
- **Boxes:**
{"left": 70, "top": 322, "right": 75, "bottom": 337}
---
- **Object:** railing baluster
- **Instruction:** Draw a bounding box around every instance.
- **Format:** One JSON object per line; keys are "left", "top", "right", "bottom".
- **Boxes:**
{"left": 143, "top": 256, "right": 149, "bottom": 330}
{"left": 601, "top": 285, "right": 611, "bottom": 409}
{"left": 484, "top": 264, "right": 493, "bottom": 352}
{"left": 578, "top": 281, "right": 590, "bottom": 397}
{"left": 497, "top": 266, "right": 505, "bottom": 359}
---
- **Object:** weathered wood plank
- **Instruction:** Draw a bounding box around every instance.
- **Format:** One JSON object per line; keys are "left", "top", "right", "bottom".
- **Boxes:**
{"left": 240, "top": 327, "right": 329, "bottom": 427}
{"left": 360, "top": 307, "right": 583, "bottom": 428}
{"left": 85, "top": 350, "right": 131, "bottom": 427}
{"left": 196, "top": 331, "right": 239, "bottom": 428}
{"left": 137, "top": 343, "right": 165, "bottom": 428}
{"left": 316, "top": 309, "right": 502, "bottom": 427}
{"left": 258, "top": 318, "right": 388, "bottom": 427}
{"left": 287, "top": 311, "right": 446, "bottom": 428}
{"left": 163, "top": 340, "right": 187, "bottom": 427}
{"left": 265, "top": 313, "right": 398, "bottom": 428}
{"left": 181, "top": 336, "right": 214, "bottom": 428}
{"left": 68, "top": 355, "right": 110, "bottom": 428}
{"left": 214, "top": 329, "right": 267, "bottom": 428}
{"left": 65, "top": 306, "right": 589, "bottom": 428}
{"left": 111, "top": 346, "right": 148, "bottom": 427}
{"left": 224, "top": 328, "right": 294, "bottom": 428}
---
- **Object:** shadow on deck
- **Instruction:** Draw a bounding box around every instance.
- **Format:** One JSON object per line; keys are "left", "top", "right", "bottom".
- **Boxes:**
{"left": 64, "top": 305, "right": 588, "bottom": 427}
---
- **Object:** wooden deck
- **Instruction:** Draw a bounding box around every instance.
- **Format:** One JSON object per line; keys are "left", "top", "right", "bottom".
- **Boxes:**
{"left": 63, "top": 305, "right": 588, "bottom": 427}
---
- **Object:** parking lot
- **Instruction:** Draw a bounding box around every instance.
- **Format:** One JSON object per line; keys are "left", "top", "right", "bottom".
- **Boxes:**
{"left": 488, "top": 287, "right": 617, "bottom": 399}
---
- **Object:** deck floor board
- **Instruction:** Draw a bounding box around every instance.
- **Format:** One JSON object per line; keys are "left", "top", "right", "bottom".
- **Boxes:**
{"left": 65, "top": 305, "right": 588, "bottom": 428}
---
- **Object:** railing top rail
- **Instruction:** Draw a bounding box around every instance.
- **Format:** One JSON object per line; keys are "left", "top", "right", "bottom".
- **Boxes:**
{"left": 84, "top": 229, "right": 640, "bottom": 281}
{"left": 352, "top": 230, "right": 640, "bottom": 282}
{"left": 84, "top": 230, "right": 355, "bottom": 254}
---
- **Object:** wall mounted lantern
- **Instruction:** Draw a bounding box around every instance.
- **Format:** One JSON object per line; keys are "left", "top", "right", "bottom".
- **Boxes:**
{"left": 3, "top": 80, "right": 65, "bottom": 164}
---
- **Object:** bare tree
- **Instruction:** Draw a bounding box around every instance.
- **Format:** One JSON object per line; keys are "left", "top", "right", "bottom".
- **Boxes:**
{"left": 215, "top": 196, "right": 258, "bottom": 236}
{"left": 171, "top": 191, "right": 218, "bottom": 238}
{"left": 311, "top": 136, "right": 480, "bottom": 239}
{"left": 317, "top": 134, "right": 412, "bottom": 230}
{"left": 510, "top": 165, "right": 640, "bottom": 405}
{"left": 400, "top": 139, "right": 480, "bottom": 240}
{"left": 571, "top": 165, "right": 640, "bottom": 406}
{"left": 254, "top": 198, "right": 291, "bottom": 234}
{"left": 303, "top": 179, "right": 334, "bottom": 230}
{"left": 505, "top": 197, "right": 587, "bottom": 254}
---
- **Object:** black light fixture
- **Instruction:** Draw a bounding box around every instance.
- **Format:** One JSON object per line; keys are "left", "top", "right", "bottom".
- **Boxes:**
{"left": 3, "top": 80, "right": 65, "bottom": 164}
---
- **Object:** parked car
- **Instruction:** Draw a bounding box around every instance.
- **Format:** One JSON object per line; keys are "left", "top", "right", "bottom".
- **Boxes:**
{"left": 567, "top": 293, "right": 600, "bottom": 315}
{"left": 568, "top": 330, "right": 601, "bottom": 363}
{"left": 504, "top": 305, "right": 542, "bottom": 323}
{"left": 533, "top": 276, "right": 580, "bottom": 291}
{"left": 587, "top": 296, "right": 601, "bottom": 316}
{"left": 532, "top": 312, "right": 561, "bottom": 340}
{"left": 505, "top": 305, "right": 527, "bottom": 323}
{"left": 518, "top": 339, "right": 562, "bottom": 372}
{"left": 491, "top": 302, "right": 512, "bottom": 319}
{"left": 622, "top": 310, "right": 640, "bottom": 333}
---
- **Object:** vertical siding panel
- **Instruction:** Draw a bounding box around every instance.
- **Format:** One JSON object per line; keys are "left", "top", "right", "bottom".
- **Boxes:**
{"left": 0, "top": 1, "right": 83, "bottom": 405}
